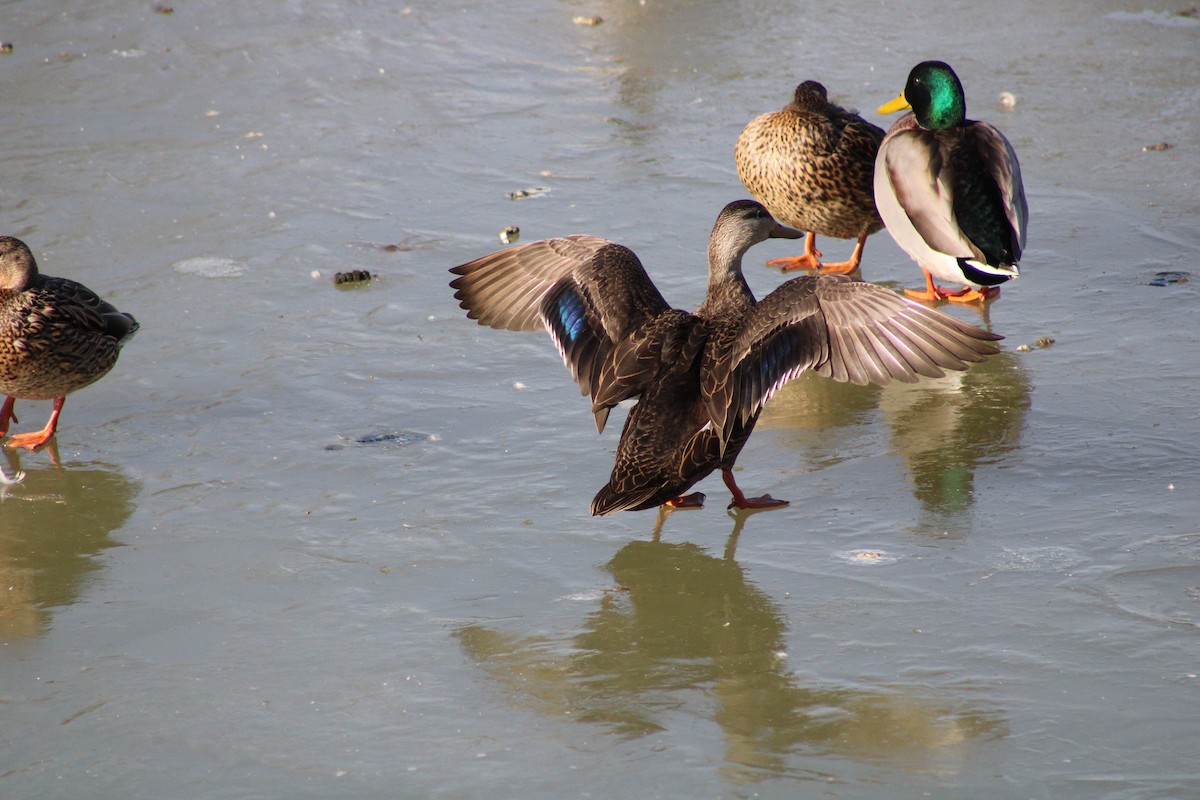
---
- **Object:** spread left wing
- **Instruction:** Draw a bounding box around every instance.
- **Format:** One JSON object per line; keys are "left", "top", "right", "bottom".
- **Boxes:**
{"left": 704, "top": 275, "right": 1002, "bottom": 444}
{"left": 450, "top": 235, "right": 673, "bottom": 431}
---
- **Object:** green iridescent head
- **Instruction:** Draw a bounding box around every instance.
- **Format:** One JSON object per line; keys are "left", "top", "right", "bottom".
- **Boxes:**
{"left": 878, "top": 61, "right": 967, "bottom": 130}
{"left": 902, "top": 61, "right": 966, "bottom": 129}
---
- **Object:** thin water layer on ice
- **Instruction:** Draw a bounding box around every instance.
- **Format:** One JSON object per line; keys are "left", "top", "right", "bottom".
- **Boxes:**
{"left": 0, "top": 1, "right": 1198, "bottom": 799}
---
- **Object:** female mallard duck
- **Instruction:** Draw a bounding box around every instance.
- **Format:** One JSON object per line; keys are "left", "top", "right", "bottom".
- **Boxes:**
{"left": 450, "top": 200, "right": 1001, "bottom": 515}
{"left": 0, "top": 236, "right": 139, "bottom": 450}
{"left": 875, "top": 61, "right": 1028, "bottom": 303}
{"left": 735, "top": 80, "right": 886, "bottom": 274}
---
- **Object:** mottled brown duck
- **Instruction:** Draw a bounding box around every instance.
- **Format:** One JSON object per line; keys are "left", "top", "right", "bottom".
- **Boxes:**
{"left": 450, "top": 200, "right": 1001, "bottom": 515}
{"left": 875, "top": 61, "right": 1028, "bottom": 303}
{"left": 735, "top": 81, "right": 885, "bottom": 274}
{"left": 0, "top": 236, "right": 139, "bottom": 450}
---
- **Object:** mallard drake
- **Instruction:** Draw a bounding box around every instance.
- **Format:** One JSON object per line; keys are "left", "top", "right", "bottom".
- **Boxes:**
{"left": 0, "top": 236, "right": 139, "bottom": 450}
{"left": 875, "top": 61, "right": 1028, "bottom": 303}
{"left": 735, "top": 81, "right": 885, "bottom": 274}
{"left": 450, "top": 200, "right": 1001, "bottom": 515}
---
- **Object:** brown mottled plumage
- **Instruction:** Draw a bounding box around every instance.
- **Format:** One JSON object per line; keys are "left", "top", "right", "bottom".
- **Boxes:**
{"left": 0, "top": 236, "right": 138, "bottom": 450}
{"left": 735, "top": 80, "right": 885, "bottom": 274}
{"left": 450, "top": 201, "right": 1001, "bottom": 515}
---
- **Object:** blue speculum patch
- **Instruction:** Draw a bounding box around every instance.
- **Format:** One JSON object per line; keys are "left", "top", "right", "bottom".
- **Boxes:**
{"left": 555, "top": 291, "right": 588, "bottom": 343}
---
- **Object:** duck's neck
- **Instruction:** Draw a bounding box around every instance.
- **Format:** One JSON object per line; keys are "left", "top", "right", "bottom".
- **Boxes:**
{"left": 696, "top": 238, "right": 754, "bottom": 320}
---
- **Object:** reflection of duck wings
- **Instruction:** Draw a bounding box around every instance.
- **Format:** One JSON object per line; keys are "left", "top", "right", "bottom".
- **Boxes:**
{"left": 755, "top": 374, "right": 883, "bottom": 470}
{"left": 879, "top": 369, "right": 972, "bottom": 450}
{"left": 880, "top": 351, "right": 1030, "bottom": 522}
{"left": 881, "top": 351, "right": 1029, "bottom": 462}
{"left": 744, "top": 349, "right": 1029, "bottom": 523}
{"left": 758, "top": 371, "right": 881, "bottom": 432}
{"left": 456, "top": 520, "right": 1004, "bottom": 773}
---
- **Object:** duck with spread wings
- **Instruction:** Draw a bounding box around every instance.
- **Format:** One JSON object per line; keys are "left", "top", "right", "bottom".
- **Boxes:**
{"left": 450, "top": 200, "right": 1001, "bottom": 515}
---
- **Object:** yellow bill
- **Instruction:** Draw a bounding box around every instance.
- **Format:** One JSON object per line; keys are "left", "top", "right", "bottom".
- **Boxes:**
{"left": 877, "top": 92, "right": 911, "bottom": 114}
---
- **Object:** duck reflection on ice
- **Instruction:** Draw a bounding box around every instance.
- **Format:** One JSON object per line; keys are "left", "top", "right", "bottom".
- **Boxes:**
{"left": 456, "top": 512, "right": 1003, "bottom": 778}
{"left": 0, "top": 448, "right": 137, "bottom": 639}
{"left": 882, "top": 351, "right": 1030, "bottom": 533}
{"left": 761, "top": 347, "right": 1030, "bottom": 535}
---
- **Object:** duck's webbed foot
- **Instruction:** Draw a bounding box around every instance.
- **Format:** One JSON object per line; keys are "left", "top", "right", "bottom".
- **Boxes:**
{"left": 944, "top": 285, "right": 1000, "bottom": 304}
{"left": 766, "top": 232, "right": 822, "bottom": 272}
{"left": 723, "top": 469, "right": 789, "bottom": 511}
{"left": 814, "top": 233, "right": 868, "bottom": 276}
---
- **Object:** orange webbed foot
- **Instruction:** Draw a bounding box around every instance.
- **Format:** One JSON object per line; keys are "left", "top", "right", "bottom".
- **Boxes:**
{"left": 3, "top": 397, "right": 65, "bottom": 451}
{"left": 905, "top": 272, "right": 1000, "bottom": 304}
{"left": 813, "top": 259, "right": 861, "bottom": 276}
{"left": 945, "top": 286, "right": 1001, "bottom": 304}
{"left": 814, "top": 233, "right": 867, "bottom": 276}
{"left": 766, "top": 231, "right": 822, "bottom": 272}
{"left": 904, "top": 271, "right": 955, "bottom": 303}
{"left": 903, "top": 286, "right": 946, "bottom": 303}
{"left": 4, "top": 429, "right": 56, "bottom": 451}
{"left": 766, "top": 253, "right": 823, "bottom": 271}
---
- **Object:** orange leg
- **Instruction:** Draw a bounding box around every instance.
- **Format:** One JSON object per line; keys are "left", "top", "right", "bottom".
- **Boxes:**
{"left": 0, "top": 396, "right": 17, "bottom": 438}
{"left": 5, "top": 397, "right": 65, "bottom": 451}
{"left": 905, "top": 270, "right": 1000, "bottom": 304}
{"left": 945, "top": 286, "right": 1001, "bottom": 304}
{"left": 664, "top": 492, "right": 706, "bottom": 510}
{"left": 903, "top": 270, "right": 946, "bottom": 302}
{"left": 815, "top": 233, "right": 868, "bottom": 276}
{"left": 723, "top": 469, "right": 788, "bottom": 510}
{"left": 766, "top": 232, "right": 823, "bottom": 271}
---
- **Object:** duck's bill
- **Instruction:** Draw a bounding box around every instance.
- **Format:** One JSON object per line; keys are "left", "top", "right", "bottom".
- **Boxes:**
{"left": 770, "top": 222, "right": 805, "bottom": 239}
{"left": 877, "top": 92, "right": 911, "bottom": 114}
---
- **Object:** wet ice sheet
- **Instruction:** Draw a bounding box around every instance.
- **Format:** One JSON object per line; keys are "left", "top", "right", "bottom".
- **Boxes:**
{"left": 1, "top": 1, "right": 1198, "bottom": 799}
